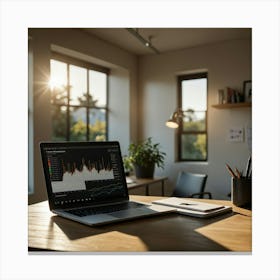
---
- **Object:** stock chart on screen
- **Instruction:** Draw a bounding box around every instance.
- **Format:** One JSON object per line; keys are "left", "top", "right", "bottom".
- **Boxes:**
{"left": 45, "top": 144, "right": 126, "bottom": 205}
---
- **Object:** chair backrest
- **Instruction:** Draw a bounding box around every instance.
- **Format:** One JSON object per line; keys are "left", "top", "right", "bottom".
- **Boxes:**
{"left": 172, "top": 171, "right": 208, "bottom": 198}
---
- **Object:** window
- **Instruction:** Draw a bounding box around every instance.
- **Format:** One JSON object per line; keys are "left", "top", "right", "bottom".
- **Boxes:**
{"left": 50, "top": 53, "right": 109, "bottom": 141}
{"left": 28, "top": 37, "right": 34, "bottom": 194}
{"left": 177, "top": 73, "right": 208, "bottom": 161}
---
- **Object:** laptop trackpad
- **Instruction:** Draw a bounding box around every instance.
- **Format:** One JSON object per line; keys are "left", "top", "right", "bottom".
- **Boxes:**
{"left": 109, "top": 208, "right": 154, "bottom": 218}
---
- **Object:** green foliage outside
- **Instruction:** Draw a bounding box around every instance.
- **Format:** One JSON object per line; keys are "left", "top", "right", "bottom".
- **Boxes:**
{"left": 70, "top": 119, "right": 87, "bottom": 141}
{"left": 51, "top": 90, "right": 106, "bottom": 141}
{"left": 89, "top": 119, "right": 106, "bottom": 141}
{"left": 70, "top": 119, "right": 106, "bottom": 141}
{"left": 183, "top": 115, "right": 205, "bottom": 131}
{"left": 182, "top": 117, "right": 207, "bottom": 160}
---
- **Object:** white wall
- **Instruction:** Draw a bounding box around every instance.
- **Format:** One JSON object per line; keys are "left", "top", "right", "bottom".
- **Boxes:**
{"left": 138, "top": 39, "right": 252, "bottom": 199}
{"left": 108, "top": 67, "right": 130, "bottom": 153}
{"left": 28, "top": 28, "right": 138, "bottom": 203}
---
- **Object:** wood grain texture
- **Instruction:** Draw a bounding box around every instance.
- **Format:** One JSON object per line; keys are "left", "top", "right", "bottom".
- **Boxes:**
{"left": 28, "top": 195, "right": 251, "bottom": 252}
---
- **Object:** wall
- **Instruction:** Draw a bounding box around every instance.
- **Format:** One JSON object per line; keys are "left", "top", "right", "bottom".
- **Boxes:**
{"left": 28, "top": 28, "right": 138, "bottom": 204}
{"left": 108, "top": 67, "right": 130, "bottom": 152}
{"left": 138, "top": 39, "right": 252, "bottom": 199}
{"left": 29, "top": 29, "right": 252, "bottom": 202}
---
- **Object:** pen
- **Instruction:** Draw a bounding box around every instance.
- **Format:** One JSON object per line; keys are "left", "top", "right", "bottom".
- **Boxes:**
{"left": 225, "top": 163, "right": 236, "bottom": 178}
{"left": 248, "top": 169, "right": 252, "bottom": 178}
{"left": 245, "top": 155, "right": 251, "bottom": 178}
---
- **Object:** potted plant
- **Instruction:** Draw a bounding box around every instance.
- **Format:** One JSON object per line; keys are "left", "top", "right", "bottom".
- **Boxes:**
{"left": 123, "top": 155, "right": 133, "bottom": 176}
{"left": 127, "top": 137, "right": 166, "bottom": 178}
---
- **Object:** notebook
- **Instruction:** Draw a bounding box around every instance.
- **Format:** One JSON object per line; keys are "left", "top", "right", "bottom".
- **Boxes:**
{"left": 40, "top": 141, "right": 174, "bottom": 226}
{"left": 152, "top": 197, "right": 232, "bottom": 218}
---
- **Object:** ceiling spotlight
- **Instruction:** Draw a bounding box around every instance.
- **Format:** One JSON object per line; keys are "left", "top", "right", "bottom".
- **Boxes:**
{"left": 126, "top": 28, "right": 160, "bottom": 54}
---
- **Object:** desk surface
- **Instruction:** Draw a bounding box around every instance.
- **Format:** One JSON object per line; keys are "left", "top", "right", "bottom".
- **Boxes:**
{"left": 28, "top": 195, "right": 252, "bottom": 252}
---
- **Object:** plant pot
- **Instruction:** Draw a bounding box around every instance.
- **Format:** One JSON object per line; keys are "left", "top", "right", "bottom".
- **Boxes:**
{"left": 134, "top": 163, "right": 155, "bottom": 179}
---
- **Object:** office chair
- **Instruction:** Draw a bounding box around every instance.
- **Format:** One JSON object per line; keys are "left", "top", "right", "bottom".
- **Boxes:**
{"left": 172, "top": 171, "right": 212, "bottom": 199}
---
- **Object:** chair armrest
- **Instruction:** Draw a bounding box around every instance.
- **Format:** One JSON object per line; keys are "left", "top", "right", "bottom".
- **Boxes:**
{"left": 190, "top": 192, "right": 212, "bottom": 199}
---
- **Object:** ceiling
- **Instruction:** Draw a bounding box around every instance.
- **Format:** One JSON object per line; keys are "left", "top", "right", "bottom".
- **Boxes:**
{"left": 83, "top": 28, "right": 251, "bottom": 56}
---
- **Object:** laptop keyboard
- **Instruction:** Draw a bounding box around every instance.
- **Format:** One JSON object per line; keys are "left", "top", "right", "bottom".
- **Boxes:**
{"left": 66, "top": 201, "right": 144, "bottom": 217}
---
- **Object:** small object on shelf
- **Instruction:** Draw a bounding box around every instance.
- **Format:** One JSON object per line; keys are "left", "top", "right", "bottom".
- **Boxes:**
{"left": 225, "top": 87, "right": 234, "bottom": 103}
{"left": 214, "top": 81, "right": 251, "bottom": 108}
{"left": 243, "top": 80, "right": 252, "bottom": 102}
{"left": 225, "top": 87, "right": 244, "bottom": 104}
{"left": 218, "top": 89, "right": 225, "bottom": 104}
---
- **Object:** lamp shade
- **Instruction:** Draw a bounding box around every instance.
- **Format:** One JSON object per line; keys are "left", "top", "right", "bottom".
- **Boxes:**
{"left": 165, "top": 119, "right": 179, "bottom": 128}
{"left": 165, "top": 111, "right": 179, "bottom": 128}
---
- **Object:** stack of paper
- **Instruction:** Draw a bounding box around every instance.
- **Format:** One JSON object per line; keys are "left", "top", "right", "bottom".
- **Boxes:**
{"left": 152, "top": 197, "right": 232, "bottom": 218}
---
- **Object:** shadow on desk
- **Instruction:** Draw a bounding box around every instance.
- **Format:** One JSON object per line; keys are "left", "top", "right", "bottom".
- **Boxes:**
{"left": 28, "top": 196, "right": 251, "bottom": 252}
{"left": 50, "top": 211, "right": 235, "bottom": 252}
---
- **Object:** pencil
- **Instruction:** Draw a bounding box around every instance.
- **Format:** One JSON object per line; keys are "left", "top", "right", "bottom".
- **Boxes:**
{"left": 225, "top": 163, "right": 236, "bottom": 178}
{"left": 235, "top": 167, "right": 241, "bottom": 179}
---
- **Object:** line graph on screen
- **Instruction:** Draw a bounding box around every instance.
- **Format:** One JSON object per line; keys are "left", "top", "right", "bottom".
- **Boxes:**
{"left": 49, "top": 154, "right": 115, "bottom": 193}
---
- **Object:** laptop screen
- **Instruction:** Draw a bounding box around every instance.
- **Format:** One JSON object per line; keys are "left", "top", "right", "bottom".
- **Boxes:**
{"left": 40, "top": 142, "right": 129, "bottom": 209}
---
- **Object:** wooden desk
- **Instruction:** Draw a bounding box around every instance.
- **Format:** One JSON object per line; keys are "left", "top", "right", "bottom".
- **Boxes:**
{"left": 126, "top": 176, "right": 167, "bottom": 195}
{"left": 28, "top": 195, "right": 251, "bottom": 252}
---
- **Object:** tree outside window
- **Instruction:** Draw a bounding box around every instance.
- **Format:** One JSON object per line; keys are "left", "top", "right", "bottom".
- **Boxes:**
{"left": 50, "top": 54, "right": 109, "bottom": 142}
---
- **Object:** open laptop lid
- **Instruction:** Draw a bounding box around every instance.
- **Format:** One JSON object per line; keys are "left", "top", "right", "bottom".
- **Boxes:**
{"left": 40, "top": 141, "right": 129, "bottom": 211}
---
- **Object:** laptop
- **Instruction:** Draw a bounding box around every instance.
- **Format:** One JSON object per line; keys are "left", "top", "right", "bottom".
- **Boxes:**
{"left": 40, "top": 141, "right": 174, "bottom": 226}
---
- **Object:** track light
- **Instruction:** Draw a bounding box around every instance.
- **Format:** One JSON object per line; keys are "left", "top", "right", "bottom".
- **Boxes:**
{"left": 126, "top": 28, "right": 160, "bottom": 54}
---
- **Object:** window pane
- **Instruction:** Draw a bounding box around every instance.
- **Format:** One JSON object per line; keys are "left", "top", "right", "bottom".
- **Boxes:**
{"left": 50, "top": 56, "right": 108, "bottom": 143}
{"left": 182, "top": 78, "right": 207, "bottom": 111}
{"left": 181, "top": 134, "right": 207, "bottom": 160}
{"left": 69, "top": 65, "right": 87, "bottom": 106}
{"left": 28, "top": 41, "right": 34, "bottom": 195}
{"left": 70, "top": 107, "right": 87, "bottom": 141}
{"left": 89, "top": 108, "right": 106, "bottom": 141}
{"left": 183, "top": 111, "right": 206, "bottom": 132}
{"left": 51, "top": 105, "right": 67, "bottom": 141}
{"left": 50, "top": 60, "right": 68, "bottom": 105}
{"left": 89, "top": 70, "right": 107, "bottom": 107}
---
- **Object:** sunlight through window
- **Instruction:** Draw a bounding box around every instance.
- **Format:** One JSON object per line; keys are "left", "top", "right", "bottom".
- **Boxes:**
{"left": 50, "top": 55, "right": 109, "bottom": 141}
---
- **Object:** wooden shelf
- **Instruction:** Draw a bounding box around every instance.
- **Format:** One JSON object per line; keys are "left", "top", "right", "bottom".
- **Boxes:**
{"left": 212, "top": 102, "right": 252, "bottom": 109}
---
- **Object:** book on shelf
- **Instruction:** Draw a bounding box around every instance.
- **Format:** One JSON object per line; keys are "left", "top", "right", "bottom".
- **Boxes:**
{"left": 218, "top": 87, "right": 245, "bottom": 104}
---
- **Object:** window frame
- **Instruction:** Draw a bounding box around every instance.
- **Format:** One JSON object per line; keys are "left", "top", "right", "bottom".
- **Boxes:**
{"left": 177, "top": 72, "right": 208, "bottom": 162}
{"left": 50, "top": 52, "right": 110, "bottom": 141}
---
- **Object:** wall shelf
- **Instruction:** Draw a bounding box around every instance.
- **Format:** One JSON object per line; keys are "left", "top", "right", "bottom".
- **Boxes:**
{"left": 212, "top": 102, "right": 252, "bottom": 109}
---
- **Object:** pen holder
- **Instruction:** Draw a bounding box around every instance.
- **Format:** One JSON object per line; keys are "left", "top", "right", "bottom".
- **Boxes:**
{"left": 231, "top": 177, "right": 252, "bottom": 207}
